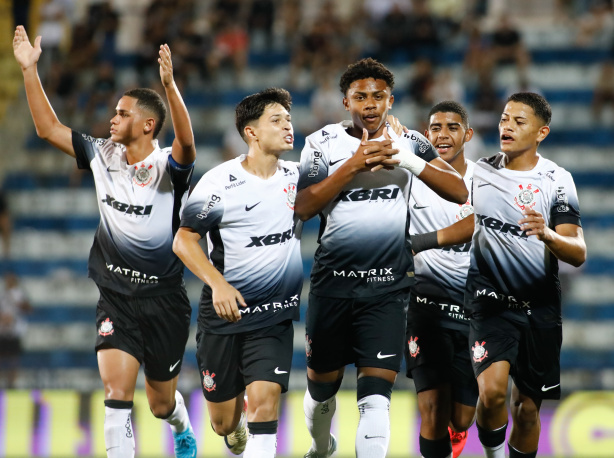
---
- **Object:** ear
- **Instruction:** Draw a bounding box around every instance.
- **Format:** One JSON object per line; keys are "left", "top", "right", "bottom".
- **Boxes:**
{"left": 537, "top": 125, "right": 550, "bottom": 143}
{"left": 387, "top": 94, "right": 394, "bottom": 109}
{"left": 342, "top": 97, "right": 350, "bottom": 111}
{"left": 244, "top": 124, "right": 257, "bottom": 142}
{"left": 465, "top": 127, "right": 474, "bottom": 142}
{"left": 143, "top": 117, "right": 155, "bottom": 135}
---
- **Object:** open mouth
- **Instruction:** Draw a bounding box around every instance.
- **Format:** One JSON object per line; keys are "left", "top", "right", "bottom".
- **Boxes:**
{"left": 501, "top": 134, "right": 514, "bottom": 142}
{"left": 436, "top": 143, "right": 452, "bottom": 153}
{"left": 284, "top": 134, "right": 294, "bottom": 143}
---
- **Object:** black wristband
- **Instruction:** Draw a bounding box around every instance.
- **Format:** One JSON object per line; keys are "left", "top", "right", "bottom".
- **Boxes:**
{"left": 411, "top": 231, "right": 439, "bottom": 254}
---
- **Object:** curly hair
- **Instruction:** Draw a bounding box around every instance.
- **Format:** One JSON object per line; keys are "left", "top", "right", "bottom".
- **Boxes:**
{"left": 339, "top": 58, "right": 395, "bottom": 95}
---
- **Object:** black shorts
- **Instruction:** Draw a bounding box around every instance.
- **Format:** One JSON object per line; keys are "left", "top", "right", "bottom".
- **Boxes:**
{"left": 405, "top": 301, "right": 478, "bottom": 407}
{"left": 305, "top": 289, "right": 409, "bottom": 373}
{"left": 196, "top": 320, "right": 294, "bottom": 403}
{"left": 95, "top": 285, "right": 192, "bottom": 382}
{"left": 469, "top": 310, "right": 562, "bottom": 400}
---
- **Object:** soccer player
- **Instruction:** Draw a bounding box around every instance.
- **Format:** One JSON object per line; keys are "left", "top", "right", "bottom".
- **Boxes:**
{"left": 296, "top": 58, "right": 468, "bottom": 458}
{"left": 173, "top": 88, "right": 302, "bottom": 458}
{"left": 13, "top": 26, "right": 197, "bottom": 458}
{"left": 466, "top": 92, "right": 586, "bottom": 458}
{"left": 404, "top": 101, "right": 478, "bottom": 458}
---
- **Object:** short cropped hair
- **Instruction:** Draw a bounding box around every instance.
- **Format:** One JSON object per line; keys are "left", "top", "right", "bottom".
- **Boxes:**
{"left": 123, "top": 88, "right": 167, "bottom": 138}
{"left": 235, "top": 87, "right": 292, "bottom": 140}
{"left": 506, "top": 92, "right": 552, "bottom": 126}
{"left": 428, "top": 100, "right": 470, "bottom": 129}
{"left": 339, "top": 58, "right": 395, "bottom": 95}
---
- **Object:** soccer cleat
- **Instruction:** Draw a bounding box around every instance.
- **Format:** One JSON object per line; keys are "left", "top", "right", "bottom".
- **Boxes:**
{"left": 172, "top": 426, "right": 197, "bottom": 458}
{"left": 304, "top": 433, "right": 337, "bottom": 458}
{"left": 449, "top": 427, "right": 468, "bottom": 458}
{"left": 224, "top": 398, "right": 248, "bottom": 455}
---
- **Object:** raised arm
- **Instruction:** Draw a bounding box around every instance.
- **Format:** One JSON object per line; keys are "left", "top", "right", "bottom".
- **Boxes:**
{"left": 173, "top": 227, "right": 246, "bottom": 322}
{"left": 13, "top": 26, "right": 74, "bottom": 156}
{"left": 295, "top": 129, "right": 398, "bottom": 220}
{"left": 159, "top": 44, "right": 196, "bottom": 165}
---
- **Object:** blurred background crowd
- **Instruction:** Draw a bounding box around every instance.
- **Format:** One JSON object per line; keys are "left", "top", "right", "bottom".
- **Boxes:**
{"left": 0, "top": 0, "right": 613, "bottom": 395}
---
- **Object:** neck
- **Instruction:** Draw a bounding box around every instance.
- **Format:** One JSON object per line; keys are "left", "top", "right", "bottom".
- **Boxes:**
{"left": 504, "top": 149, "right": 539, "bottom": 171}
{"left": 124, "top": 137, "right": 156, "bottom": 165}
{"left": 242, "top": 150, "right": 280, "bottom": 179}
{"left": 449, "top": 153, "right": 468, "bottom": 177}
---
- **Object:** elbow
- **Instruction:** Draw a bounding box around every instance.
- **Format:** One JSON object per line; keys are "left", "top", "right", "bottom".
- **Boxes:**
{"left": 570, "top": 251, "right": 587, "bottom": 268}
{"left": 450, "top": 184, "right": 469, "bottom": 204}
{"left": 295, "top": 207, "right": 313, "bottom": 222}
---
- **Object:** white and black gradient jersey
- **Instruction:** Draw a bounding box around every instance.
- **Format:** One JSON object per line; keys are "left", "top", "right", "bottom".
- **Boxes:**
{"left": 73, "top": 131, "right": 194, "bottom": 296}
{"left": 465, "top": 153, "right": 582, "bottom": 326}
{"left": 180, "top": 156, "right": 303, "bottom": 335}
{"left": 298, "top": 122, "right": 439, "bottom": 298}
{"left": 410, "top": 160, "right": 475, "bottom": 330}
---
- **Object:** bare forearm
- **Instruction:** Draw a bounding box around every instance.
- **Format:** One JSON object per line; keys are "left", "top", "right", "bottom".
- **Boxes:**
{"left": 437, "top": 215, "right": 474, "bottom": 247}
{"left": 166, "top": 82, "right": 196, "bottom": 163}
{"left": 544, "top": 232, "right": 587, "bottom": 267}
{"left": 295, "top": 165, "right": 357, "bottom": 220}
{"left": 173, "top": 233, "right": 223, "bottom": 286}
{"left": 418, "top": 163, "right": 468, "bottom": 204}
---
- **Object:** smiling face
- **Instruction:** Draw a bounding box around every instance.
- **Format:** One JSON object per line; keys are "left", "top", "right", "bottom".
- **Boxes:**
{"left": 343, "top": 78, "right": 394, "bottom": 138}
{"left": 499, "top": 101, "right": 549, "bottom": 159}
{"left": 425, "top": 111, "right": 473, "bottom": 165}
{"left": 110, "top": 96, "right": 153, "bottom": 145}
{"left": 247, "top": 102, "right": 294, "bottom": 155}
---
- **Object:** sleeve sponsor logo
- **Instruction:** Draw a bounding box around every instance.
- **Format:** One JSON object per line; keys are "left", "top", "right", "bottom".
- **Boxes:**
{"left": 197, "top": 194, "right": 221, "bottom": 219}
{"left": 308, "top": 150, "right": 323, "bottom": 178}
{"left": 555, "top": 186, "right": 569, "bottom": 213}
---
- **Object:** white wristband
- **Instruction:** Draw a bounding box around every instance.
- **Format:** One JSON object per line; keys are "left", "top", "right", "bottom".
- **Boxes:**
{"left": 392, "top": 142, "right": 427, "bottom": 175}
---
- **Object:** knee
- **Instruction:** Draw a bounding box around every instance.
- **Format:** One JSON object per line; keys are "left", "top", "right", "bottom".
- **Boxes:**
{"left": 511, "top": 400, "right": 539, "bottom": 430}
{"left": 479, "top": 384, "right": 507, "bottom": 411}
{"left": 418, "top": 395, "right": 446, "bottom": 425}
{"left": 104, "top": 387, "right": 133, "bottom": 402}
{"left": 210, "top": 420, "right": 235, "bottom": 437}
{"left": 249, "top": 401, "right": 277, "bottom": 422}
{"left": 149, "top": 399, "right": 175, "bottom": 419}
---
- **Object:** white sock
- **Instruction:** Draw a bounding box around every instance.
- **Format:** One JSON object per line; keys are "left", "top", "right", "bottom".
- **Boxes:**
{"left": 244, "top": 433, "right": 277, "bottom": 458}
{"left": 164, "top": 390, "right": 191, "bottom": 434}
{"left": 104, "top": 406, "right": 135, "bottom": 458}
{"left": 482, "top": 442, "right": 506, "bottom": 458}
{"left": 304, "top": 390, "right": 336, "bottom": 453}
{"left": 355, "top": 395, "right": 390, "bottom": 458}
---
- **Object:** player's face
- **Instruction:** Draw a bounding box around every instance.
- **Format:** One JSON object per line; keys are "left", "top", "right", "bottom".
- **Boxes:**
{"left": 499, "top": 101, "right": 549, "bottom": 157}
{"left": 252, "top": 103, "right": 294, "bottom": 154}
{"left": 343, "top": 78, "right": 394, "bottom": 137}
{"left": 110, "top": 96, "right": 150, "bottom": 145}
{"left": 425, "top": 111, "right": 473, "bottom": 164}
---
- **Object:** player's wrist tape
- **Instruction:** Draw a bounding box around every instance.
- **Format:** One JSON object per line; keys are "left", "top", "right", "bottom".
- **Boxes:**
{"left": 411, "top": 231, "right": 439, "bottom": 254}
{"left": 392, "top": 143, "right": 427, "bottom": 175}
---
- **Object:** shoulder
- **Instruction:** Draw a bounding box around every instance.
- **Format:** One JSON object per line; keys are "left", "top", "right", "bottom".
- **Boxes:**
{"left": 278, "top": 159, "right": 300, "bottom": 177}
{"left": 306, "top": 122, "right": 348, "bottom": 144}
{"left": 478, "top": 153, "right": 506, "bottom": 170}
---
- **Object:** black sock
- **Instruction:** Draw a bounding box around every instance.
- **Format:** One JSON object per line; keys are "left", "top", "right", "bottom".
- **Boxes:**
{"left": 419, "top": 434, "right": 452, "bottom": 458}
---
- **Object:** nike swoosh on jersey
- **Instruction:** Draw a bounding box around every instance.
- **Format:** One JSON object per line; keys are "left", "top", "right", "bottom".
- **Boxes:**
{"left": 107, "top": 166, "right": 120, "bottom": 172}
{"left": 245, "top": 202, "right": 261, "bottom": 211}
{"left": 274, "top": 367, "right": 288, "bottom": 374}
{"left": 169, "top": 359, "right": 181, "bottom": 372}
{"left": 541, "top": 384, "right": 560, "bottom": 391}
{"left": 477, "top": 183, "right": 491, "bottom": 188}
{"left": 365, "top": 435, "right": 386, "bottom": 439}
{"left": 329, "top": 157, "right": 349, "bottom": 166}
{"left": 376, "top": 352, "right": 396, "bottom": 359}
{"left": 413, "top": 203, "right": 429, "bottom": 210}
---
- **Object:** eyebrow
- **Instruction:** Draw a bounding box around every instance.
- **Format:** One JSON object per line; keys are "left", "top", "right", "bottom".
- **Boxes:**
{"left": 353, "top": 90, "right": 387, "bottom": 96}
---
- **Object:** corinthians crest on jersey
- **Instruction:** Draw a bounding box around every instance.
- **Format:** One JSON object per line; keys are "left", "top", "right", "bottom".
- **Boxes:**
{"left": 514, "top": 183, "right": 540, "bottom": 210}
{"left": 133, "top": 162, "right": 155, "bottom": 187}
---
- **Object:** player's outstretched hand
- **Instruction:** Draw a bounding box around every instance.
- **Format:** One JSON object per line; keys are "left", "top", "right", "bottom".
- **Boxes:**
{"left": 158, "top": 43, "right": 174, "bottom": 88}
{"left": 13, "top": 26, "right": 41, "bottom": 70}
{"left": 347, "top": 128, "right": 399, "bottom": 173}
{"left": 519, "top": 208, "right": 551, "bottom": 241}
{"left": 211, "top": 280, "right": 247, "bottom": 323}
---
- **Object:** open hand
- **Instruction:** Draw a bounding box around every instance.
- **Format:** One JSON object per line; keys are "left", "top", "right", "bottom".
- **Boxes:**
{"left": 158, "top": 44, "right": 175, "bottom": 87}
{"left": 13, "top": 26, "right": 41, "bottom": 70}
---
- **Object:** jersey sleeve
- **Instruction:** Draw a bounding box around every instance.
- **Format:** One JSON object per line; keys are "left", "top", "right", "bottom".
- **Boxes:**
{"left": 550, "top": 171, "right": 582, "bottom": 227}
{"left": 167, "top": 150, "right": 195, "bottom": 194}
{"left": 403, "top": 130, "right": 439, "bottom": 163}
{"left": 179, "top": 174, "right": 224, "bottom": 237}
{"left": 297, "top": 135, "right": 329, "bottom": 191}
{"left": 72, "top": 130, "right": 106, "bottom": 170}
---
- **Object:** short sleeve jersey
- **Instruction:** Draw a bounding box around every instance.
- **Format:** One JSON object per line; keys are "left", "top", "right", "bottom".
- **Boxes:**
{"left": 298, "top": 122, "right": 439, "bottom": 298}
{"left": 465, "top": 153, "right": 582, "bottom": 325}
{"left": 410, "top": 160, "right": 475, "bottom": 330}
{"left": 180, "top": 156, "right": 303, "bottom": 335}
{"left": 73, "top": 132, "right": 193, "bottom": 296}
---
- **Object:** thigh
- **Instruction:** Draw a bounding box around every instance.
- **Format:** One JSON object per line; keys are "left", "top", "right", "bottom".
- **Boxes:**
{"left": 95, "top": 286, "right": 144, "bottom": 363}
{"left": 353, "top": 288, "right": 408, "bottom": 372}
{"left": 513, "top": 325, "right": 562, "bottom": 400}
{"left": 140, "top": 288, "right": 192, "bottom": 381}
{"left": 97, "top": 348, "right": 140, "bottom": 401}
{"left": 450, "top": 328, "right": 479, "bottom": 407}
{"left": 196, "top": 330, "right": 245, "bottom": 403}
{"left": 305, "top": 293, "right": 353, "bottom": 373}
{"left": 243, "top": 320, "right": 294, "bottom": 393}
{"left": 469, "top": 311, "right": 524, "bottom": 379}
{"left": 405, "top": 302, "right": 455, "bottom": 392}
